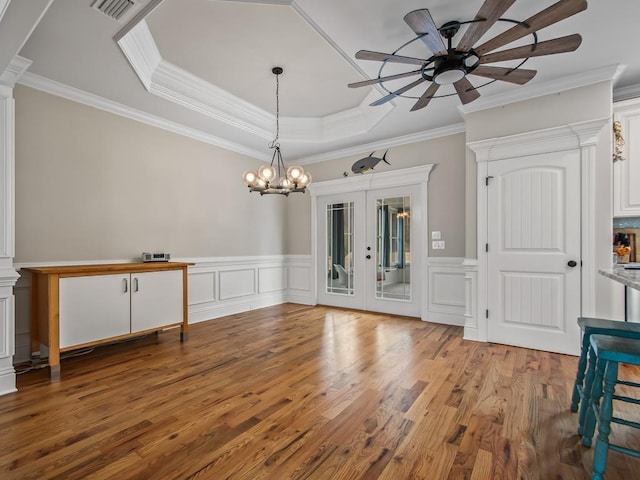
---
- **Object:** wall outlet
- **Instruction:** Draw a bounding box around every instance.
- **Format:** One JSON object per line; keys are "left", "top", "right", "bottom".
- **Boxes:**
{"left": 432, "top": 240, "right": 445, "bottom": 250}
{"left": 431, "top": 231, "right": 441, "bottom": 240}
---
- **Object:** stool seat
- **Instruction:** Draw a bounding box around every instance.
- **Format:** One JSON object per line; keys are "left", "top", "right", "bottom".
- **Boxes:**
{"left": 571, "top": 317, "right": 640, "bottom": 413}
{"left": 581, "top": 334, "right": 640, "bottom": 480}
{"left": 591, "top": 335, "right": 640, "bottom": 364}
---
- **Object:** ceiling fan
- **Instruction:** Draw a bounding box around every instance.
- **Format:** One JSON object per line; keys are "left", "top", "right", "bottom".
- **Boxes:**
{"left": 349, "top": 0, "right": 587, "bottom": 111}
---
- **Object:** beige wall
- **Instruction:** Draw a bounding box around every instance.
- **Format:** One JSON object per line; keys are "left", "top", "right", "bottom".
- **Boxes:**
{"left": 14, "top": 85, "right": 287, "bottom": 263}
{"left": 286, "top": 133, "right": 466, "bottom": 257}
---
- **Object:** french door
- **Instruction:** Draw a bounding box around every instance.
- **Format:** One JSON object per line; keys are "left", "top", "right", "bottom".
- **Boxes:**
{"left": 316, "top": 184, "right": 423, "bottom": 317}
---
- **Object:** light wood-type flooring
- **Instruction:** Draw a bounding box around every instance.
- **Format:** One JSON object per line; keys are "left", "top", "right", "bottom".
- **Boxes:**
{"left": 1, "top": 304, "right": 640, "bottom": 479}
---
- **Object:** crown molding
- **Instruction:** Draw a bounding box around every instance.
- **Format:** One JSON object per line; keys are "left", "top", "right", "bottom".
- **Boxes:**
{"left": 459, "top": 64, "right": 623, "bottom": 116}
{"left": 614, "top": 83, "right": 640, "bottom": 103}
{"left": 18, "top": 72, "right": 270, "bottom": 161}
{"left": 117, "top": 18, "right": 393, "bottom": 144}
{"left": 0, "top": 0, "right": 11, "bottom": 23}
{"left": 116, "top": 20, "right": 160, "bottom": 90}
{"left": 0, "top": 55, "right": 32, "bottom": 88}
{"left": 295, "top": 122, "right": 465, "bottom": 164}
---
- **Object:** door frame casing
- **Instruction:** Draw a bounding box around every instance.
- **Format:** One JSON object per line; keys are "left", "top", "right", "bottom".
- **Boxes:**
{"left": 309, "top": 165, "right": 434, "bottom": 320}
{"left": 468, "top": 118, "right": 608, "bottom": 343}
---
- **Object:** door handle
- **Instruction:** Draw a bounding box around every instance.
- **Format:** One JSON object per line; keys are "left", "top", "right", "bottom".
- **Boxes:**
{"left": 366, "top": 255, "right": 371, "bottom": 259}
{"left": 134, "top": 277, "right": 139, "bottom": 292}
{"left": 123, "top": 278, "right": 128, "bottom": 293}
{"left": 567, "top": 260, "right": 578, "bottom": 267}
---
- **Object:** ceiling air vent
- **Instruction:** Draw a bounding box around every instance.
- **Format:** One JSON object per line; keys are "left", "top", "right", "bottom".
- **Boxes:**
{"left": 91, "top": 0, "right": 135, "bottom": 21}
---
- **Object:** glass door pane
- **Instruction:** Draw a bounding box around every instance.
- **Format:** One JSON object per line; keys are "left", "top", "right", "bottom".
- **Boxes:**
{"left": 326, "top": 202, "right": 354, "bottom": 295}
{"left": 375, "top": 195, "right": 411, "bottom": 301}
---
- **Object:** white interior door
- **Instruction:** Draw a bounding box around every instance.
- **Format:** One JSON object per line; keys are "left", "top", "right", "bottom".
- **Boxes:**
{"left": 316, "top": 185, "right": 422, "bottom": 317}
{"left": 486, "top": 150, "right": 581, "bottom": 355}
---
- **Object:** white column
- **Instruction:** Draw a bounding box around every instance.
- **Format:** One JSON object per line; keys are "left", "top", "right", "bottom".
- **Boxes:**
{"left": 0, "top": 84, "right": 19, "bottom": 395}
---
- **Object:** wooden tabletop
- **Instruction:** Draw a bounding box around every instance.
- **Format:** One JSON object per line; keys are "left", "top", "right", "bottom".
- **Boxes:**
{"left": 21, "top": 262, "right": 194, "bottom": 275}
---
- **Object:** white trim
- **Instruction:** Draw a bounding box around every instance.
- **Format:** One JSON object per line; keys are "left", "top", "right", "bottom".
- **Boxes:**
{"left": 459, "top": 64, "right": 623, "bottom": 115}
{"left": 0, "top": 0, "right": 11, "bottom": 23}
{"left": 116, "top": 20, "right": 161, "bottom": 90}
{"left": 462, "top": 258, "right": 478, "bottom": 341}
{"left": 614, "top": 84, "right": 640, "bottom": 103}
{"left": 467, "top": 118, "right": 610, "bottom": 162}
{"left": 116, "top": 18, "right": 393, "bottom": 145}
{"left": 17, "top": 72, "right": 270, "bottom": 161}
{"left": 296, "top": 123, "right": 465, "bottom": 165}
{"left": 0, "top": 55, "right": 32, "bottom": 88}
{"left": 309, "top": 164, "right": 434, "bottom": 197}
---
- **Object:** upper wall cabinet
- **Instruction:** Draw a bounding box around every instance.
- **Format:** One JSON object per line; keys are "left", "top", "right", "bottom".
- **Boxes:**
{"left": 614, "top": 98, "right": 640, "bottom": 217}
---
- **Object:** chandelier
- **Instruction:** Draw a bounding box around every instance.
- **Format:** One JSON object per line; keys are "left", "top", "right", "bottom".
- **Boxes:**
{"left": 242, "top": 67, "right": 312, "bottom": 196}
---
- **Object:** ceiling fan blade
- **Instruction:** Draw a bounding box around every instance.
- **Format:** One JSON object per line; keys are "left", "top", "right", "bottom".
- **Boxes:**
{"left": 404, "top": 9, "right": 447, "bottom": 56}
{"left": 348, "top": 70, "right": 422, "bottom": 88}
{"left": 370, "top": 77, "right": 427, "bottom": 106}
{"left": 457, "top": 0, "right": 517, "bottom": 51}
{"left": 355, "top": 50, "right": 428, "bottom": 66}
{"left": 479, "top": 34, "right": 582, "bottom": 64}
{"left": 470, "top": 66, "right": 537, "bottom": 84}
{"left": 475, "top": 0, "right": 587, "bottom": 56}
{"left": 410, "top": 83, "right": 441, "bottom": 111}
{"left": 454, "top": 77, "right": 481, "bottom": 105}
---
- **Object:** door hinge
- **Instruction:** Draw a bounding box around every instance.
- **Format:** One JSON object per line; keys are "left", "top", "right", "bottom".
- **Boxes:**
{"left": 485, "top": 176, "right": 494, "bottom": 186}
{"left": 485, "top": 243, "right": 489, "bottom": 252}
{"left": 485, "top": 309, "right": 489, "bottom": 318}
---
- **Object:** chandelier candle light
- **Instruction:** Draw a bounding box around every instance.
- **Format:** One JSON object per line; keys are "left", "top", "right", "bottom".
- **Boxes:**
{"left": 242, "top": 67, "right": 312, "bottom": 195}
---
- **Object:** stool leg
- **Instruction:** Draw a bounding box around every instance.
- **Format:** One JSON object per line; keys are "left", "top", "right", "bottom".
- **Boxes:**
{"left": 592, "top": 360, "right": 618, "bottom": 480}
{"left": 572, "top": 334, "right": 590, "bottom": 412}
{"left": 579, "top": 345, "right": 597, "bottom": 437}
{"left": 582, "top": 353, "right": 605, "bottom": 447}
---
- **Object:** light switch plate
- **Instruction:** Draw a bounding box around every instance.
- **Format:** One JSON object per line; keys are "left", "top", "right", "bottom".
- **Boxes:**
{"left": 432, "top": 240, "right": 445, "bottom": 250}
{"left": 431, "top": 231, "right": 441, "bottom": 240}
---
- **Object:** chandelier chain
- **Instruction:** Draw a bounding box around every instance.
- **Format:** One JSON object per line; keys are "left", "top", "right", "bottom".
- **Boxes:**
{"left": 269, "top": 72, "right": 280, "bottom": 149}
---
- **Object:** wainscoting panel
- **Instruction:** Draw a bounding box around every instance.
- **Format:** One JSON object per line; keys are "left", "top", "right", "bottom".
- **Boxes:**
{"left": 188, "top": 271, "right": 216, "bottom": 305}
{"left": 427, "top": 257, "right": 466, "bottom": 326}
{"left": 258, "top": 266, "right": 287, "bottom": 294}
{"left": 219, "top": 269, "right": 255, "bottom": 301}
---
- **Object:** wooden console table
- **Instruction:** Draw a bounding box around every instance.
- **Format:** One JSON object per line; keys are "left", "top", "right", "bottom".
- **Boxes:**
{"left": 22, "top": 262, "right": 193, "bottom": 380}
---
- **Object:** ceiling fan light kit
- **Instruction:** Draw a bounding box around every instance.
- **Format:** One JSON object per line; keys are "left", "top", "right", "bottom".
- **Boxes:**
{"left": 242, "top": 67, "right": 312, "bottom": 196}
{"left": 350, "top": 0, "right": 588, "bottom": 111}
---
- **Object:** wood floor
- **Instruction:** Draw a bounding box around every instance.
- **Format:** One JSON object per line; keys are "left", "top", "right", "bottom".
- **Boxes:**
{"left": 1, "top": 304, "right": 640, "bottom": 479}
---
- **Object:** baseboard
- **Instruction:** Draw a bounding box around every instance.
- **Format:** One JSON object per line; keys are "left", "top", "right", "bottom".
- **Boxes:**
{"left": 425, "top": 311, "right": 466, "bottom": 327}
{"left": 0, "top": 366, "right": 16, "bottom": 395}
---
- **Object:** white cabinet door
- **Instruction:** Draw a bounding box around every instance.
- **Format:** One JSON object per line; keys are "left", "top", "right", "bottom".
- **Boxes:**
{"left": 59, "top": 274, "right": 131, "bottom": 348}
{"left": 130, "top": 270, "right": 183, "bottom": 333}
{"left": 614, "top": 99, "right": 640, "bottom": 216}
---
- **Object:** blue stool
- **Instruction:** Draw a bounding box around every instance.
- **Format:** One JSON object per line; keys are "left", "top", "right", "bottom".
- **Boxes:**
{"left": 571, "top": 317, "right": 640, "bottom": 413}
{"left": 580, "top": 334, "right": 640, "bottom": 480}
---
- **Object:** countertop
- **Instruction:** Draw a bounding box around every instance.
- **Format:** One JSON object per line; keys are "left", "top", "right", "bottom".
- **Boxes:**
{"left": 599, "top": 267, "right": 640, "bottom": 290}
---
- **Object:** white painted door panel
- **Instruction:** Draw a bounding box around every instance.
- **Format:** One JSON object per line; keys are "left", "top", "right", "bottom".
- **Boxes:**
{"left": 487, "top": 151, "right": 581, "bottom": 354}
{"left": 59, "top": 274, "right": 130, "bottom": 348}
{"left": 130, "top": 270, "right": 183, "bottom": 333}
